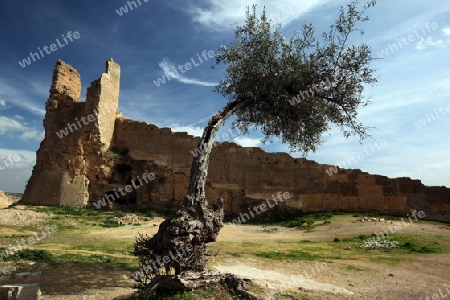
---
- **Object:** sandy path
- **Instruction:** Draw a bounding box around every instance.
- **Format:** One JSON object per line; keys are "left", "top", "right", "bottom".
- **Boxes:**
{"left": 214, "top": 263, "right": 354, "bottom": 296}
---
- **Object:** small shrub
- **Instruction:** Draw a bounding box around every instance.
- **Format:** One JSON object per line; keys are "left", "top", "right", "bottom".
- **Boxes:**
{"left": 333, "top": 238, "right": 340, "bottom": 242}
{"left": 114, "top": 210, "right": 126, "bottom": 218}
{"left": 4, "top": 249, "right": 53, "bottom": 262}
{"left": 101, "top": 218, "right": 124, "bottom": 228}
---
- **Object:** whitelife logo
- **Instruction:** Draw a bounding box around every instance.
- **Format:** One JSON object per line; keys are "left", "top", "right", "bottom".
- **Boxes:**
{"left": 325, "top": 141, "right": 388, "bottom": 176}
{"left": 18, "top": 31, "right": 81, "bottom": 68}
{"left": 153, "top": 50, "right": 216, "bottom": 87}
{"left": 376, "top": 22, "right": 439, "bottom": 58}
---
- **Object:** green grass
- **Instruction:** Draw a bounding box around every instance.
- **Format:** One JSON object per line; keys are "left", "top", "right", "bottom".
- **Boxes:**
{"left": 52, "top": 253, "right": 121, "bottom": 264}
{"left": 397, "top": 240, "right": 443, "bottom": 254}
{"left": 0, "top": 249, "right": 54, "bottom": 262}
{"left": 344, "top": 265, "right": 366, "bottom": 271}
{"left": 255, "top": 249, "right": 319, "bottom": 261}
{"left": 267, "top": 212, "right": 334, "bottom": 229}
{"left": 369, "top": 257, "right": 402, "bottom": 267}
{"left": 64, "top": 240, "right": 133, "bottom": 254}
{"left": 32, "top": 205, "right": 108, "bottom": 217}
{"left": 101, "top": 218, "right": 125, "bottom": 228}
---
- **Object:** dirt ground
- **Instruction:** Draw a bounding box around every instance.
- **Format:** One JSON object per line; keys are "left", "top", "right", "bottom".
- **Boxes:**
{"left": 1, "top": 207, "right": 449, "bottom": 299}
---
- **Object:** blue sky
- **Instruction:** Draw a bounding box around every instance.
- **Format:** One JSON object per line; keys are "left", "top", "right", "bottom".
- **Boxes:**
{"left": 1, "top": 0, "right": 449, "bottom": 193}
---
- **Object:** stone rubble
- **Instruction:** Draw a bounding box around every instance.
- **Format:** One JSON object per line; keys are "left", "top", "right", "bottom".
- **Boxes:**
{"left": 360, "top": 239, "right": 398, "bottom": 250}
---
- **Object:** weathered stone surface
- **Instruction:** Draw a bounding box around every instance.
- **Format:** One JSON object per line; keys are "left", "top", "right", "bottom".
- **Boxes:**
{"left": 20, "top": 59, "right": 450, "bottom": 222}
{"left": 0, "top": 190, "right": 12, "bottom": 209}
{"left": 0, "top": 283, "right": 41, "bottom": 300}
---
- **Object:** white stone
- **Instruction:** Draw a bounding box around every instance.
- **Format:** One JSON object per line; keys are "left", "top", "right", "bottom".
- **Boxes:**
{"left": 0, "top": 283, "right": 41, "bottom": 300}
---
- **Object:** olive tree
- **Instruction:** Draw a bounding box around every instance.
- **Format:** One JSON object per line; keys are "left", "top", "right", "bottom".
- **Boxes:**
{"left": 134, "top": 0, "right": 377, "bottom": 293}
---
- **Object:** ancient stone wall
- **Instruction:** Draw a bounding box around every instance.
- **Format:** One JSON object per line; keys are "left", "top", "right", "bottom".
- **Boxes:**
{"left": 21, "top": 59, "right": 120, "bottom": 207}
{"left": 84, "top": 59, "right": 120, "bottom": 153}
{"left": 20, "top": 59, "right": 450, "bottom": 223}
{"left": 112, "top": 118, "right": 450, "bottom": 221}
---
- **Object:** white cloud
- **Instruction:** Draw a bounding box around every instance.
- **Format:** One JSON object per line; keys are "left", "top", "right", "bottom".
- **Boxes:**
{"left": 0, "top": 116, "right": 44, "bottom": 141}
{"left": 0, "top": 77, "right": 46, "bottom": 116}
{"left": 415, "top": 27, "right": 450, "bottom": 50}
{"left": 0, "top": 148, "right": 36, "bottom": 169}
{"left": 443, "top": 26, "right": 450, "bottom": 36}
{"left": 171, "top": 125, "right": 204, "bottom": 137}
{"left": 0, "top": 149, "right": 36, "bottom": 193}
{"left": 159, "top": 58, "right": 217, "bottom": 87}
{"left": 19, "top": 130, "right": 45, "bottom": 141}
{"left": 0, "top": 100, "right": 5, "bottom": 107}
{"left": 179, "top": 0, "right": 333, "bottom": 31}
{"left": 14, "top": 115, "right": 24, "bottom": 120}
{"left": 233, "top": 136, "right": 261, "bottom": 147}
{"left": 0, "top": 116, "right": 26, "bottom": 134}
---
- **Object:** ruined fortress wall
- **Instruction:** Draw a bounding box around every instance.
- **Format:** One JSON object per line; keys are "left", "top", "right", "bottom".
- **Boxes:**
{"left": 113, "top": 118, "right": 449, "bottom": 221}
{"left": 84, "top": 59, "right": 120, "bottom": 153}
{"left": 21, "top": 59, "right": 450, "bottom": 222}
{"left": 22, "top": 60, "right": 120, "bottom": 207}
{"left": 22, "top": 60, "right": 87, "bottom": 206}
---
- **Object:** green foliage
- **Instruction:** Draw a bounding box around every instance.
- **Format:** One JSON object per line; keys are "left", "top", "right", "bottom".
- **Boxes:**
{"left": 255, "top": 249, "right": 318, "bottom": 261}
{"left": 399, "top": 241, "right": 442, "bottom": 254}
{"left": 225, "top": 252, "right": 242, "bottom": 258}
{"left": 101, "top": 217, "right": 124, "bottom": 228}
{"left": 54, "top": 253, "right": 114, "bottom": 263}
{"left": 267, "top": 212, "right": 333, "bottom": 231}
{"left": 33, "top": 205, "right": 106, "bottom": 217}
{"left": 334, "top": 234, "right": 376, "bottom": 243}
{"left": 2, "top": 249, "right": 53, "bottom": 262}
{"left": 114, "top": 210, "right": 126, "bottom": 218}
{"left": 215, "top": 1, "right": 377, "bottom": 154}
{"left": 103, "top": 147, "right": 129, "bottom": 158}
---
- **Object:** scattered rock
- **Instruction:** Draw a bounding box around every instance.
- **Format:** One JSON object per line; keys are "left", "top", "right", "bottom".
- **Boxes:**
{"left": 360, "top": 240, "right": 398, "bottom": 250}
{"left": 15, "top": 271, "right": 42, "bottom": 279}
{"left": 0, "top": 190, "right": 13, "bottom": 209}
{"left": 260, "top": 226, "right": 278, "bottom": 232}
{"left": 0, "top": 283, "right": 41, "bottom": 300}
{"left": 0, "top": 266, "right": 17, "bottom": 276}
{"left": 112, "top": 214, "right": 144, "bottom": 225}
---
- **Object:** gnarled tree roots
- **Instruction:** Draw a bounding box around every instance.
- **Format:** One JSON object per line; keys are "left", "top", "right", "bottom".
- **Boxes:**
{"left": 141, "top": 272, "right": 259, "bottom": 299}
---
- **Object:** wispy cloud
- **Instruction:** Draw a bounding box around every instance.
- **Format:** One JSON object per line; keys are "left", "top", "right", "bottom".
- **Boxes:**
{"left": 179, "top": 0, "right": 332, "bottom": 31}
{"left": 159, "top": 58, "right": 217, "bottom": 87}
{"left": 0, "top": 148, "right": 36, "bottom": 169}
{"left": 0, "top": 117, "right": 25, "bottom": 134}
{"left": 0, "top": 77, "right": 45, "bottom": 116}
{"left": 416, "top": 26, "right": 450, "bottom": 50}
{"left": 0, "top": 116, "right": 44, "bottom": 141}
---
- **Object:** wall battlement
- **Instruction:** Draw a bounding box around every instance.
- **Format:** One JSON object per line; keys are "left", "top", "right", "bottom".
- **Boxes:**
{"left": 20, "top": 60, "right": 450, "bottom": 222}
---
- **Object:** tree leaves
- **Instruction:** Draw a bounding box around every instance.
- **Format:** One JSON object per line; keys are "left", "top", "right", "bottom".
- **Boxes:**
{"left": 215, "top": 1, "right": 377, "bottom": 154}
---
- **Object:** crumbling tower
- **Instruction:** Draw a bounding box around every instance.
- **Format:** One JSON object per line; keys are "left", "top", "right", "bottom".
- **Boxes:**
{"left": 21, "top": 59, "right": 120, "bottom": 206}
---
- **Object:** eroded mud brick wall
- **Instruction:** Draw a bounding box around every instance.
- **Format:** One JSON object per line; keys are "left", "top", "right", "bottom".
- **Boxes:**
{"left": 21, "top": 59, "right": 121, "bottom": 207}
{"left": 113, "top": 119, "right": 450, "bottom": 222}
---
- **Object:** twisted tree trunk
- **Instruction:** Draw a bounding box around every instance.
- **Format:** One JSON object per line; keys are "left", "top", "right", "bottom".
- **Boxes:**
{"left": 136, "top": 98, "right": 249, "bottom": 279}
